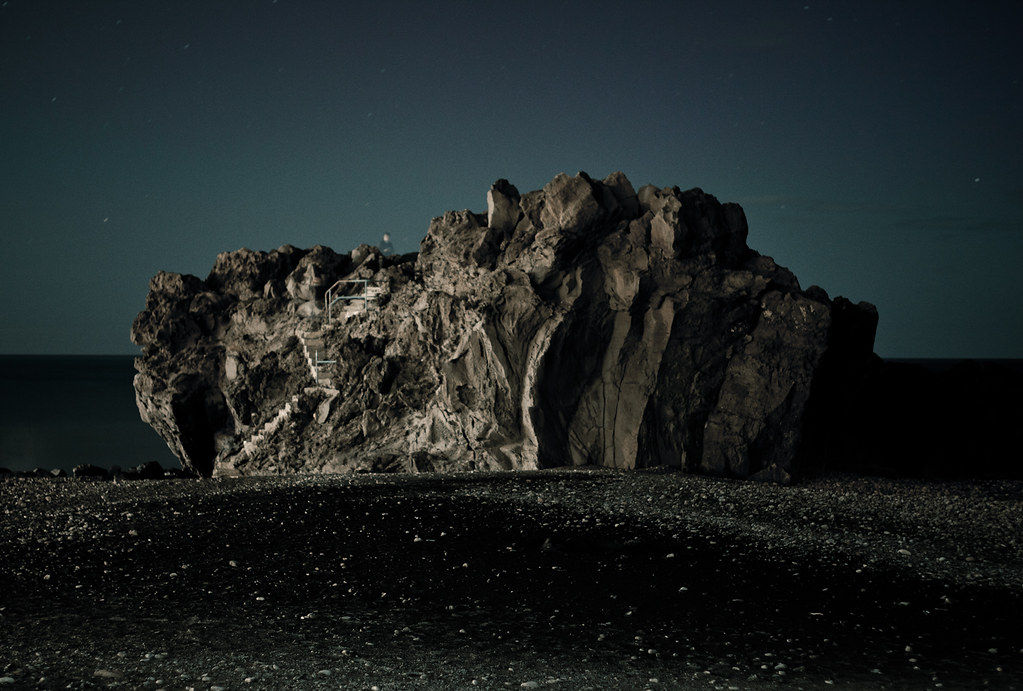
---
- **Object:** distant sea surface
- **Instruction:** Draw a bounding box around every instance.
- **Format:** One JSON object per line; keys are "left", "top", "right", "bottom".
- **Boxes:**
{"left": 0, "top": 355, "right": 177, "bottom": 473}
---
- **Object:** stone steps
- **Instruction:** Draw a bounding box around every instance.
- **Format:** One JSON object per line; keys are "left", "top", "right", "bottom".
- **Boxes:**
{"left": 237, "top": 277, "right": 376, "bottom": 460}
{"left": 241, "top": 393, "right": 301, "bottom": 457}
{"left": 297, "top": 328, "right": 333, "bottom": 388}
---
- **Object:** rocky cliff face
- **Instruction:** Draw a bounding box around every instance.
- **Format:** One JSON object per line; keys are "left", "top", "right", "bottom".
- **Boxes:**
{"left": 132, "top": 172, "right": 877, "bottom": 481}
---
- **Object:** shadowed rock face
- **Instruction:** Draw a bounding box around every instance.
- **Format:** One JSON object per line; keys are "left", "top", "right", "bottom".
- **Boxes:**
{"left": 131, "top": 172, "right": 877, "bottom": 481}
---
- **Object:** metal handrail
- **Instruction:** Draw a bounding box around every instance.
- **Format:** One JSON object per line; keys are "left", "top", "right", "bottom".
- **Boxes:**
{"left": 312, "top": 349, "right": 336, "bottom": 383}
{"left": 315, "top": 277, "right": 384, "bottom": 384}
{"left": 324, "top": 278, "right": 383, "bottom": 321}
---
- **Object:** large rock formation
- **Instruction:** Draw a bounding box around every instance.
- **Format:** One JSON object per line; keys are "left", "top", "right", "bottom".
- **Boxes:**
{"left": 132, "top": 172, "right": 877, "bottom": 481}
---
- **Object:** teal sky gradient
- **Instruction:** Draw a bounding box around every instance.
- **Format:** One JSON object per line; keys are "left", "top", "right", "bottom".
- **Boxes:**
{"left": 1, "top": 0, "right": 1021, "bottom": 356}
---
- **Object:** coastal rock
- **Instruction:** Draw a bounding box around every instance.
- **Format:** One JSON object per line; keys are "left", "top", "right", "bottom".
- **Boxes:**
{"left": 132, "top": 171, "right": 877, "bottom": 481}
{"left": 72, "top": 464, "right": 108, "bottom": 479}
{"left": 116, "top": 461, "right": 165, "bottom": 480}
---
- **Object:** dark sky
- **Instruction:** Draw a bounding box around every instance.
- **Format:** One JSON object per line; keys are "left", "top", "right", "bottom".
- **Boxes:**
{"left": 2, "top": 1, "right": 1021, "bottom": 357}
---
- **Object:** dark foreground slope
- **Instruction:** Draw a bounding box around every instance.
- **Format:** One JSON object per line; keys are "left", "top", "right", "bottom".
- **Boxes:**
{"left": 1, "top": 472, "right": 1021, "bottom": 688}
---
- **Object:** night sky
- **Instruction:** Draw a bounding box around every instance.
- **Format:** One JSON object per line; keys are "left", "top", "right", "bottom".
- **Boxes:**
{"left": 2, "top": 1, "right": 1020, "bottom": 357}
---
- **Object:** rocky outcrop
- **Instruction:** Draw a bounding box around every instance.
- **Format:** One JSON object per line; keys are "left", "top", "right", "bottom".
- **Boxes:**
{"left": 132, "top": 172, "right": 877, "bottom": 481}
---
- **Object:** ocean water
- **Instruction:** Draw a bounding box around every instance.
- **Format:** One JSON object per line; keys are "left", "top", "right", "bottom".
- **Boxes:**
{"left": 0, "top": 355, "right": 178, "bottom": 473}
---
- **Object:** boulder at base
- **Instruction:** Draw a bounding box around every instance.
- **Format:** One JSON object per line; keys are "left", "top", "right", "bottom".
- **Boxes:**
{"left": 132, "top": 172, "right": 877, "bottom": 482}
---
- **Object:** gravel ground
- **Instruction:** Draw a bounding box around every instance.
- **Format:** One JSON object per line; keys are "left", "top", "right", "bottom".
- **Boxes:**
{"left": 1, "top": 469, "right": 1021, "bottom": 689}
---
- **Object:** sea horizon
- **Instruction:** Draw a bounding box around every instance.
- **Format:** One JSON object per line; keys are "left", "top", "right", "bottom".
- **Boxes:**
{"left": 0, "top": 354, "right": 177, "bottom": 473}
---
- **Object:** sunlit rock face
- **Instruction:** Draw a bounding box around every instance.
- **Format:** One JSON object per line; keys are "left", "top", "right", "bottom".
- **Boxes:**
{"left": 131, "top": 171, "right": 876, "bottom": 482}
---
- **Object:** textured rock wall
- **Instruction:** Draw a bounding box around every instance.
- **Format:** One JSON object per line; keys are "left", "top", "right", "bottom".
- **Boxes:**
{"left": 132, "top": 171, "right": 877, "bottom": 481}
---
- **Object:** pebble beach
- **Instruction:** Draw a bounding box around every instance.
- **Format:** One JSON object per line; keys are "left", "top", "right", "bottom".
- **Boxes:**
{"left": 1, "top": 469, "right": 1020, "bottom": 688}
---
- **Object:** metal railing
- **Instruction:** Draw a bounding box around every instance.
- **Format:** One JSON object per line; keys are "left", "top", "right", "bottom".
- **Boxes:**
{"left": 311, "top": 349, "right": 336, "bottom": 383}
{"left": 324, "top": 278, "right": 383, "bottom": 321}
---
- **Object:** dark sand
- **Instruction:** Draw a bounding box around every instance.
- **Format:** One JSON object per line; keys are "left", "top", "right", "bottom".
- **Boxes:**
{"left": 1, "top": 470, "right": 1021, "bottom": 688}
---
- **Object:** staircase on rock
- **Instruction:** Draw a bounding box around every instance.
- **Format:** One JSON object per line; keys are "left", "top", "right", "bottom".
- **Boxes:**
{"left": 294, "top": 278, "right": 387, "bottom": 388}
{"left": 297, "top": 329, "right": 334, "bottom": 387}
{"left": 229, "top": 278, "right": 389, "bottom": 469}
{"left": 241, "top": 393, "right": 301, "bottom": 458}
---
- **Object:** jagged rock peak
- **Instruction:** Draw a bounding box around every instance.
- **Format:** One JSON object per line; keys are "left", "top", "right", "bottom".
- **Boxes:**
{"left": 132, "top": 171, "right": 877, "bottom": 483}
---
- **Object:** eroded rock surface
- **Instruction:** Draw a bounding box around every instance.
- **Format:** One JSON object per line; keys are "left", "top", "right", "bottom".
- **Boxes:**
{"left": 132, "top": 172, "right": 877, "bottom": 480}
